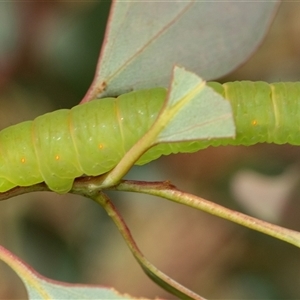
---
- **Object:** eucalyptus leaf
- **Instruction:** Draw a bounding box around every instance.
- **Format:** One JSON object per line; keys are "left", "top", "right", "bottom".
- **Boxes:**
{"left": 0, "top": 245, "right": 140, "bottom": 300}
{"left": 156, "top": 66, "right": 235, "bottom": 143}
{"left": 84, "top": 1, "right": 279, "bottom": 100}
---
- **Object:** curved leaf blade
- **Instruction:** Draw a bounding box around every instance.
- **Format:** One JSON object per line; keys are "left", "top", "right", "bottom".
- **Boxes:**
{"left": 156, "top": 66, "right": 235, "bottom": 142}
{"left": 83, "top": 1, "right": 279, "bottom": 100}
{"left": 0, "top": 245, "right": 140, "bottom": 300}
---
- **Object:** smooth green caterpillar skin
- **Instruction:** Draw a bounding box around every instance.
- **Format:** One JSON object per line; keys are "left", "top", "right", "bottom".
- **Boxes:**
{"left": 207, "top": 81, "right": 300, "bottom": 146}
{"left": 0, "top": 81, "right": 299, "bottom": 193}
{"left": 0, "top": 89, "right": 166, "bottom": 193}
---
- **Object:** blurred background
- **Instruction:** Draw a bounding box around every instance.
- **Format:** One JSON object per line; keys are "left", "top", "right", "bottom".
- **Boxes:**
{"left": 1, "top": 2, "right": 300, "bottom": 299}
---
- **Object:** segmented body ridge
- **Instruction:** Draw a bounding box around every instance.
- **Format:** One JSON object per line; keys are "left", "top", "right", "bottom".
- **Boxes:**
{"left": 1, "top": 82, "right": 299, "bottom": 193}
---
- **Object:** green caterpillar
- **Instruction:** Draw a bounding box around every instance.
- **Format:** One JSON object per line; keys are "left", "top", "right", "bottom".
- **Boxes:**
{"left": 0, "top": 81, "right": 299, "bottom": 194}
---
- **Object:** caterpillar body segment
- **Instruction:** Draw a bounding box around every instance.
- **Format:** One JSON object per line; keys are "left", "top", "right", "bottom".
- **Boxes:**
{"left": 207, "top": 81, "right": 300, "bottom": 146}
{"left": 0, "top": 89, "right": 166, "bottom": 193}
{"left": 1, "top": 82, "right": 300, "bottom": 193}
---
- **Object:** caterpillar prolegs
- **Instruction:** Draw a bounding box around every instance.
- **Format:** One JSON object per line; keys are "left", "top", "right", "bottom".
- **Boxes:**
{"left": 0, "top": 81, "right": 299, "bottom": 193}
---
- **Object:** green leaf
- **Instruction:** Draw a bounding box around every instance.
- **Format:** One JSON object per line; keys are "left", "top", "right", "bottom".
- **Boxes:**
{"left": 83, "top": 1, "right": 279, "bottom": 100}
{"left": 156, "top": 66, "right": 235, "bottom": 143}
{"left": 0, "top": 245, "right": 143, "bottom": 300}
{"left": 26, "top": 280, "right": 133, "bottom": 300}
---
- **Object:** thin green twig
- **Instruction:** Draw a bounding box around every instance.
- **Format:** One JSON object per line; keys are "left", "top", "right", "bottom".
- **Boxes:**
{"left": 112, "top": 180, "right": 300, "bottom": 248}
{"left": 92, "top": 191, "right": 206, "bottom": 300}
